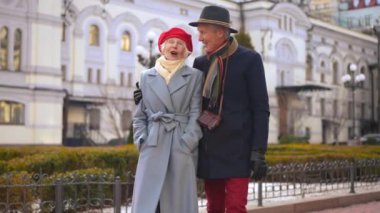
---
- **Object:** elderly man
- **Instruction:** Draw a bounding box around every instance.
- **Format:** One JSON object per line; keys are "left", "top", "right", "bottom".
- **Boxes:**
{"left": 189, "top": 5, "right": 269, "bottom": 213}
{"left": 133, "top": 5, "right": 269, "bottom": 213}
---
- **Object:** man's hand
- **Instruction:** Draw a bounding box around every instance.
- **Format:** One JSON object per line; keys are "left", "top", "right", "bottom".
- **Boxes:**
{"left": 250, "top": 150, "right": 267, "bottom": 181}
{"left": 133, "top": 82, "right": 142, "bottom": 105}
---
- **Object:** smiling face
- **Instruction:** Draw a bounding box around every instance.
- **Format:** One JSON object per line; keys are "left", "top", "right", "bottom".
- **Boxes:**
{"left": 161, "top": 38, "right": 188, "bottom": 60}
{"left": 197, "top": 24, "right": 228, "bottom": 53}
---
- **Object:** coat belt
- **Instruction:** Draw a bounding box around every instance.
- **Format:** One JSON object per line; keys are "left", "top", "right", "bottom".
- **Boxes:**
{"left": 145, "top": 110, "right": 188, "bottom": 146}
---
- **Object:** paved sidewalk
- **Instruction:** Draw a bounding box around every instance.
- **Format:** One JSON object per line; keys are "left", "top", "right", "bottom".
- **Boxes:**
{"left": 199, "top": 189, "right": 380, "bottom": 213}
{"left": 310, "top": 201, "right": 380, "bottom": 213}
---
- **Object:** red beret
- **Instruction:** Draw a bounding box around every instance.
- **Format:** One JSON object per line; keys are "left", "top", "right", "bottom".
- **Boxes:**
{"left": 158, "top": 27, "right": 193, "bottom": 52}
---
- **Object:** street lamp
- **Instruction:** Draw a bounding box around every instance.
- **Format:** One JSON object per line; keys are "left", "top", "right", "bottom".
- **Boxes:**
{"left": 137, "top": 31, "right": 158, "bottom": 68}
{"left": 341, "top": 63, "right": 366, "bottom": 140}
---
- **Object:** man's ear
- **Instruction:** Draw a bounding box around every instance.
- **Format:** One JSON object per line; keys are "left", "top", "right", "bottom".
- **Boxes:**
{"left": 216, "top": 29, "right": 225, "bottom": 39}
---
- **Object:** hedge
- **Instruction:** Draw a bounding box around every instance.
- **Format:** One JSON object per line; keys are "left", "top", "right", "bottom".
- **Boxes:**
{"left": 0, "top": 145, "right": 139, "bottom": 177}
{"left": 1, "top": 144, "right": 380, "bottom": 176}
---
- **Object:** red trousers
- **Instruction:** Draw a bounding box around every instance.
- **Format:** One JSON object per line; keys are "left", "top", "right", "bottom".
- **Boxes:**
{"left": 204, "top": 177, "right": 250, "bottom": 213}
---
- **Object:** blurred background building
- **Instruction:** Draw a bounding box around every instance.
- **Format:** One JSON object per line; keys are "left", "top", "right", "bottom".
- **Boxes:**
{"left": 0, "top": 0, "right": 379, "bottom": 145}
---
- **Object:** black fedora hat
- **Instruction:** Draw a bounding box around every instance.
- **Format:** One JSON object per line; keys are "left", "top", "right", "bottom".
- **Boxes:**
{"left": 189, "top": 5, "right": 238, "bottom": 33}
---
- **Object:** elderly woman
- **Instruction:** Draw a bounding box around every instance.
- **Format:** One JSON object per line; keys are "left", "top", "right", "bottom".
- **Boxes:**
{"left": 132, "top": 27, "right": 203, "bottom": 213}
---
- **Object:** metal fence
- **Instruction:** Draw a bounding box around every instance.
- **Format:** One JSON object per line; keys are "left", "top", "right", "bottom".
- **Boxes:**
{"left": 1, "top": 159, "right": 380, "bottom": 212}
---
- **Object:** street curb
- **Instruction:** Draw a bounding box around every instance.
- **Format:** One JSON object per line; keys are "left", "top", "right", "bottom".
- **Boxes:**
{"left": 246, "top": 190, "right": 380, "bottom": 213}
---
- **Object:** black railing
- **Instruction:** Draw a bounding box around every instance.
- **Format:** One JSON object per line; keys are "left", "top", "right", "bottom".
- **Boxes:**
{"left": 1, "top": 159, "right": 380, "bottom": 212}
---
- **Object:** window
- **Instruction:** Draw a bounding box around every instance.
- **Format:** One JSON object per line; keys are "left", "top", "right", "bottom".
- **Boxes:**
{"left": 62, "top": 23, "right": 66, "bottom": 42}
{"left": 88, "top": 68, "right": 93, "bottom": 83}
{"left": 306, "top": 97, "right": 312, "bottom": 115}
{"left": 284, "top": 16, "right": 287, "bottom": 31}
{"left": 289, "top": 18, "right": 293, "bottom": 32}
{"left": 0, "top": 26, "right": 8, "bottom": 70}
{"left": 361, "top": 103, "right": 365, "bottom": 119}
{"left": 353, "top": 0, "right": 359, "bottom": 8}
{"left": 305, "top": 127, "right": 310, "bottom": 139}
{"left": 360, "top": 67, "right": 365, "bottom": 88}
{"left": 121, "top": 110, "right": 132, "bottom": 131}
{"left": 365, "top": 15, "right": 372, "bottom": 26}
{"left": 96, "top": 69, "right": 101, "bottom": 84}
{"left": 348, "top": 127, "right": 353, "bottom": 139}
{"left": 333, "top": 100, "right": 338, "bottom": 117}
{"left": 120, "top": 72, "right": 125, "bottom": 86}
{"left": 332, "top": 61, "right": 339, "bottom": 85}
{"left": 89, "top": 25, "right": 99, "bottom": 46}
{"left": 127, "top": 73, "right": 133, "bottom": 87}
{"left": 121, "top": 31, "right": 131, "bottom": 51}
{"left": 306, "top": 55, "right": 313, "bottom": 81}
{"left": 334, "top": 127, "right": 338, "bottom": 141}
{"left": 89, "top": 109, "right": 100, "bottom": 130}
{"left": 14, "top": 29, "right": 22, "bottom": 71}
{"left": 320, "top": 61, "right": 325, "bottom": 83}
{"left": 320, "top": 98, "right": 325, "bottom": 117}
{"left": 0, "top": 101, "right": 25, "bottom": 125}
{"left": 280, "top": 71, "right": 285, "bottom": 86}
{"left": 180, "top": 8, "right": 188, "bottom": 16}
{"left": 320, "top": 73, "right": 325, "bottom": 83}
{"left": 62, "top": 65, "right": 66, "bottom": 81}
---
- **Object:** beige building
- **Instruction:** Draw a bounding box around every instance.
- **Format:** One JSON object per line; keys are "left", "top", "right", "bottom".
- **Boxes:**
{"left": 0, "top": 0, "right": 378, "bottom": 145}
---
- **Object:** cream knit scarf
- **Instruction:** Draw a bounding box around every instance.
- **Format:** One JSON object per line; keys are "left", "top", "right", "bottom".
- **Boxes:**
{"left": 155, "top": 56, "right": 185, "bottom": 84}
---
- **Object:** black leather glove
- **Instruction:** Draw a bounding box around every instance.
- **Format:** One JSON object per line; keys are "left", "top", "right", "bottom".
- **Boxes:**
{"left": 133, "top": 82, "right": 142, "bottom": 105}
{"left": 250, "top": 150, "right": 267, "bottom": 181}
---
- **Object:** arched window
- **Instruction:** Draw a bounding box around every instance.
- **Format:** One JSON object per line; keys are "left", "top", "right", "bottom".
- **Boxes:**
{"left": 306, "top": 55, "right": 313, "bottom": 81}
{"left": 0, "top": 100, "right": 25, "bottom": 125}
{"left": 0, "top": 26, "right": 9, "bottom": 70}
{"left": 121, "top": 31, "right": 131, "bottom": 51}
{"left": 320, "top": 61, "right": 325, "bottom": 83}
{"left": 332, "top": 60, "right": 339, "bottom": 84}
{"left": 14, "top": 29, "right": 22, "bottom": 71}
{"left": 89, "top": 25, "right": 99, "bottom": 46}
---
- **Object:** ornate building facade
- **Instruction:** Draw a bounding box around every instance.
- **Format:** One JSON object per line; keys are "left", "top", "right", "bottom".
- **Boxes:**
{"left": 0, "top": 0, "right": 378, "bottom": 145}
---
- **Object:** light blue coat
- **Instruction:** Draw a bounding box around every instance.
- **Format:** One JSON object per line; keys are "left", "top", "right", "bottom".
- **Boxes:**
{"left": 132, "top": 65, "right": 203, "bottom": 213}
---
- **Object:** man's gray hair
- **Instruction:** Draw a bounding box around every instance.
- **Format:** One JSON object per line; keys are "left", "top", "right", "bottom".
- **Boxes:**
{"left": 209, "top": 25, "right": 230, "bottom": 39}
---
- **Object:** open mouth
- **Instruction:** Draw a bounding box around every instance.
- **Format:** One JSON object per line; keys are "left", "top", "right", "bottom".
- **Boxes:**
{"left": 170, "top": 51, "right": 178, "bottom": 56}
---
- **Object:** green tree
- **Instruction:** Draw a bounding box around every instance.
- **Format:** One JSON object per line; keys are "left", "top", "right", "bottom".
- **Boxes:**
{"left": 234, "top": 29, "right": 254, "bottom": 50}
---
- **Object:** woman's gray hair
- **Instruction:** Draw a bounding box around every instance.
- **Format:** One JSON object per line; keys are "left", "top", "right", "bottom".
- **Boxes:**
{"left": 160, "top": 40, "right": 191, "bottom": 58}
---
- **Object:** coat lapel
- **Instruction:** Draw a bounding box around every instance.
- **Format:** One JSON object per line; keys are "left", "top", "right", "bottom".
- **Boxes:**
{"left": 168, "top": 66, "right": 191, "bottom": 95}
{"left": 147, "top": 69, "right": 174, "bottom": 111}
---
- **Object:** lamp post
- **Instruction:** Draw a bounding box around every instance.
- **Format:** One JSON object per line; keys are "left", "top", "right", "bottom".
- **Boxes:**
{"left": 136, "top": 31, "right": 157, "bottom": 68}
{"left": 147, "top": 31, "right": 156, "bottom": 68}
{"left": 341, "top": 63, "right": 366, "bottom": 140}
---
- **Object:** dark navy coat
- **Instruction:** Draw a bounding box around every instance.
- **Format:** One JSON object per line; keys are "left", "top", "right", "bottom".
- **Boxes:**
{"left": 193, "top": 46, "right": 269, "bottom": 179}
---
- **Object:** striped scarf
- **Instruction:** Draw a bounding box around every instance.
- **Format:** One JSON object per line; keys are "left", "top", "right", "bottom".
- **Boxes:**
{"left": 202, "top": 37, "right": 233, "bottom": 107}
